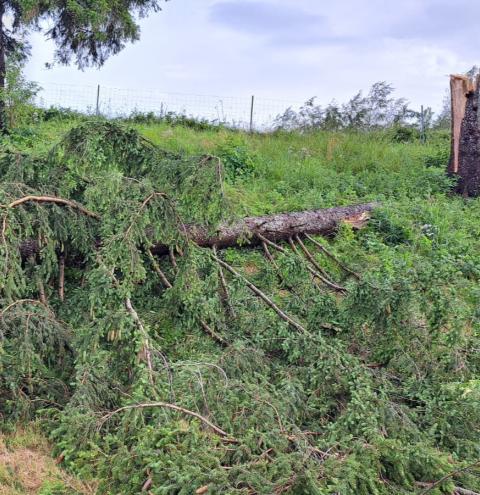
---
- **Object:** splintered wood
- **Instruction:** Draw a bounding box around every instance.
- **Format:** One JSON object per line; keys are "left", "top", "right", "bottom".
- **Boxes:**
{"left": 448, "top": 74, "right": 480, "bottom": 196}
{"left": 449, "top": 75, "right": 477, "bottom": 174}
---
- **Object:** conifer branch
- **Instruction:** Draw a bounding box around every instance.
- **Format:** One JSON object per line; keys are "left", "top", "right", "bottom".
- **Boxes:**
{"left": 4, "top": 195, "right": 100, "bottom": 219}
{"left": 101, "top": 402, "right": 237, "bottom": 441}
{"left": 211, "top": 254, "right": 309, "bottom": 334}
{"left": 294, "top": 235, "right": 346, "bottom": 293}
{"left": 305, "top": 234, "right": 361, "bottom": 280}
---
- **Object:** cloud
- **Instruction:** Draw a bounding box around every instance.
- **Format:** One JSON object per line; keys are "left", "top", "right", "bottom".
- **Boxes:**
{"left": 389, "top": 0, "right": 480, "bottom": 42}
{"left": 209, "top": 0, "right": 334, "bottom": 45}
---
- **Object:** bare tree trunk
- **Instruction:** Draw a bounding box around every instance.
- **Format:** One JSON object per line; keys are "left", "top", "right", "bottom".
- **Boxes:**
{"left": 0, "top": 3, "right": 6, "bottom": 134}
{"left": 448, "top": 74, "right": 480, "bottom": 196}
{"left": 20, "top": 202, "right": 377, "bottom": 260}
{"left": 151, "top": 202, "right": 376, "bottom": 254}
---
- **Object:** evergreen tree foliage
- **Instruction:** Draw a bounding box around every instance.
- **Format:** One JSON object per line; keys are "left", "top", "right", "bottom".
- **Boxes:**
{"left": 0, "top": 1, "right": 168, "bottom": 130}
{"left": 0, "top": 121, "right": 479, "bottom": 494}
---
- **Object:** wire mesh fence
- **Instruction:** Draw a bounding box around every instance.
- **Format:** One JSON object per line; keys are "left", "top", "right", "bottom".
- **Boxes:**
{"left": 34, "top": 82, "right": 304, "bottom": 131}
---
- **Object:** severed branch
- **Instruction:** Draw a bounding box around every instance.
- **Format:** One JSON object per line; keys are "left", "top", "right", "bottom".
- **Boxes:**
{"left": 124, "top": 297, "right": 154, "bottom": 386}
{"left": 419, "top": 459, "right": 480, "bottom": 494}
{"left": 213, "top": 245, "right": 236, "bottom": 320}
{"left": 294, "top": 235, "right": 346, "bottom": 293}
{"left": 147, "top": 249, "right": 173, "bottom": 289}
{"left": 100, "top": 402, "right": 237, "bottom": 441}
{"left": 5, "top": 195, "right": 100, "bottom": 219}
{"left": 211, "top": 254, "right": 308, "bottom": 334}
{"left": 305, "top": 234, "right": 361, "bottom": 280}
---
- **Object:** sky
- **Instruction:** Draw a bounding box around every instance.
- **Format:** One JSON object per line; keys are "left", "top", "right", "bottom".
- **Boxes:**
{"left": 24, "top": 0, "right": 478, "bottom": 120}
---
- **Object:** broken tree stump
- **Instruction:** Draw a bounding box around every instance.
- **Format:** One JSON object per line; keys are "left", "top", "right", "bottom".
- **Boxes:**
{"left": 448, "top": 74, "right": 480, "bottom": 196}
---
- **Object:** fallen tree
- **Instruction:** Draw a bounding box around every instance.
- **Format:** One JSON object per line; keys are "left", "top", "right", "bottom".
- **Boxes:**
{"left": 3, "top": 122, "right": 480, "bottom": 495}
{"left": 152, "top": 202, "right": 377, "bottom": 253}
{"left": 17, "top": 199, "right": 376, "bottom": 258}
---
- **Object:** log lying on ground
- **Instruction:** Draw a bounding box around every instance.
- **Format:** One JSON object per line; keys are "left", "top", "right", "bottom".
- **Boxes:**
{"left": 18, "top": 201, "right": 377, "bottom": 259}
{"left": 151, "top": 202, "right": 377, "bottom": 254}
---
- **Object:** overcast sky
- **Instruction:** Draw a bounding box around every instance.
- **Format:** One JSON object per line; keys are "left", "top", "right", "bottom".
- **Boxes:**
{"left": 24, "top": 0, "right": 477, "bottom": 114}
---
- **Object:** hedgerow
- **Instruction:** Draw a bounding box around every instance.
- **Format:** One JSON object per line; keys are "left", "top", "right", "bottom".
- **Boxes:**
{"left": 0, "top": 121, "right": 479, "bottom": 494}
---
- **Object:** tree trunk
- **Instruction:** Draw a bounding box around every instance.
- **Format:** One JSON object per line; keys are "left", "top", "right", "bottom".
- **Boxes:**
{"left": 0, "top": 3, "right": 6, "bottom": 134}
{"left": 19, "top": 202, "right": 377, "bottom": 259}
{"left": 448, "top": 74, "right": 480, "bottom": 196}
{"left": 151, "top": 202, "right": 376, "bottom": 254}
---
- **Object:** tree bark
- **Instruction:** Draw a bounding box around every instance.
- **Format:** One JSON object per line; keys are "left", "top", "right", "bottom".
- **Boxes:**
{"left": 0, "top": 3, "right": 6, "bottom": 134}
{"left": 19, "top": 202, "right": 376, "bottom": 260}
{"left": 448, "top": 74, "right": 480, "bottom": 196}
{"left": 151, "top": 202, "right": 376, "bottom": 254}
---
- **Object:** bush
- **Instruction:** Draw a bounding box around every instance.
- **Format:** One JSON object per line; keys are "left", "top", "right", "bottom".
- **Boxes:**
{"left": 424, "top": 147, "right": 450, "bottom": 168}
{"left": 389, "top": 126, "right": 419, "bottom": 143}
{"left": 216, "top": 135, "right": 258, "bottom": 181}
{"left": 41, "top": 106, "right": 85, "bottom": 122}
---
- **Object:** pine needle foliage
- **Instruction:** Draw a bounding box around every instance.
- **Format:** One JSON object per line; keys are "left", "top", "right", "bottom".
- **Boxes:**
{"left": 0, "top": 121, "right": 479, "bottom": 494}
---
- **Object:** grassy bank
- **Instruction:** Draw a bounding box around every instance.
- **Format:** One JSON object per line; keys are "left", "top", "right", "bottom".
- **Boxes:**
{"left": 1, "top": 118, "right": 479, "bottom": 494}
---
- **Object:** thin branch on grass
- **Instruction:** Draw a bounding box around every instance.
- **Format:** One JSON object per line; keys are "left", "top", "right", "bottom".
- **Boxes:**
{"left": 100, "top": 402, "right": 237, "bottom": 441}
{"left": 262, "top": 241, "right": 279, "bottom": 269}
{"left": 294, "top": 235, "right": 346, "bottom": 293}
{"left": 257, "top": 233, "right": 288, "bottom": 254}
{"left": 288, "top": 237, "right": 344, "bottom": 293}
{"left": 211, "top": 254, "right": 309, "bottom": 334}
{"left": 305, "top": 233, "right": 361, "bottom": 280}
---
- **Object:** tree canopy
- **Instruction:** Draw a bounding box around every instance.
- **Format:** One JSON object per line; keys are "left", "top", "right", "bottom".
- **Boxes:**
{"left": 3, "top": 0, "right": 168, "bottom": 68}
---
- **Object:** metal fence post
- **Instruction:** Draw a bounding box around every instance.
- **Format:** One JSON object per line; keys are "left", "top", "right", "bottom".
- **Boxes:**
{"left": 420, "top": 105, "right": 426, "bottom": 144}
{"left": 96, "top": 85, "right": 101, "bottom": 116}
{"left": 249, "top": 95, "right": 255, "bottom": 132}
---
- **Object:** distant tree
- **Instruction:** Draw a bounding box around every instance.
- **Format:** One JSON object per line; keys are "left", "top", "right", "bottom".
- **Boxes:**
{"left": 0, "top": 0, "right": 169, "bottom": 131}
{"left": 274, "top": 82, "right": 416, "bottom": 132}
{"left": 322, "top": 101, "right": 343, "bottom": 131}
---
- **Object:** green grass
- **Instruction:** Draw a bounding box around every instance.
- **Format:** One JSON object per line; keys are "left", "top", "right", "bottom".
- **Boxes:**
{"left": 3, "top": 117, "right": 479, "bottom": 494}
{"left": 20, "top": 119, "right": 451, "bottom": 216}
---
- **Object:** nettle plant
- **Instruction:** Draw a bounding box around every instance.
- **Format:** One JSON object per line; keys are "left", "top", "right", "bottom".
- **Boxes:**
{"left": 0, "top": 121, "right": 479, "bottom": 494}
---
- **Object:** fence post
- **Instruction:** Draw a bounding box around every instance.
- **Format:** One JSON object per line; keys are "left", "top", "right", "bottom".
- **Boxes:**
{"left": 420, "top": 105, "right": 426, "bottom": 144}
{"left": 249, "top": 95, "right": 255, "bottom": 132}
{"left": 96, "top": 85, "right": 101, "bottom": 116}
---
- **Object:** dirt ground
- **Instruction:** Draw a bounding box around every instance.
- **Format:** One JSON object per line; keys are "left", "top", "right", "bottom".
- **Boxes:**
{"left": 0, "top": 426, "right": 96, "bottom": 495}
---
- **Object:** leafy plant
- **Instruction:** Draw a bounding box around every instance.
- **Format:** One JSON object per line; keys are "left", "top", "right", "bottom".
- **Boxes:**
{"left": 216, "top": 135, "right": 258, "bottom": 181}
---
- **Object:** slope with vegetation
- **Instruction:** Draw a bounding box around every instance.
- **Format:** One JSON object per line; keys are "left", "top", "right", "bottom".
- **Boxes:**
{"left": 0, "top": 111, "right": 479, "bottom": 495}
